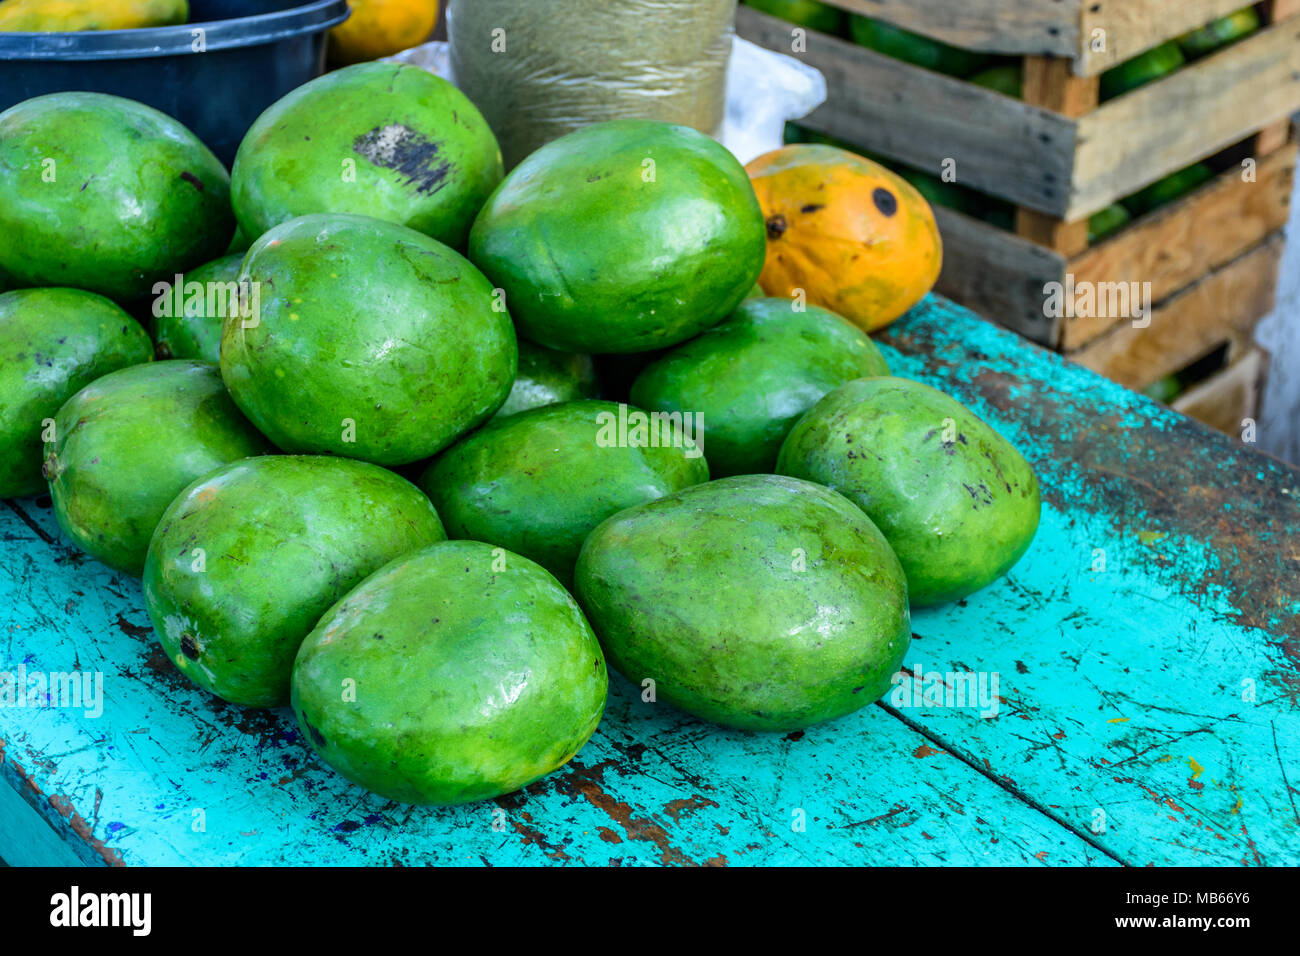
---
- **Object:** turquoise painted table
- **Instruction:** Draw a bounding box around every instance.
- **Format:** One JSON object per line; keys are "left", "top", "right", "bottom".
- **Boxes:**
{"left": 1, "top": 294, "right": 1297, "bottom": 867}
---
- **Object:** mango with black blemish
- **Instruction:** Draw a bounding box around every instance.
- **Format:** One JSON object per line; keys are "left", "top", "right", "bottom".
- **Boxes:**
{"left": 777, "top": 377, "right": 1040, "bottom": 606}
{"left": 746, "top": 144, "right": 942, "bottom": 333}
{"left": 574, "top": 474, "right": 910, "bottom": 732}
{"left": 231, "top": 62, "right": 503, "bottom": 249}
{"left": 0, "top": 92, "right": 234, "bottom": 301}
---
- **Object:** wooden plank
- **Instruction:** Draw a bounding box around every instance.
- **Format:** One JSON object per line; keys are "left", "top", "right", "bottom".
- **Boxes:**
{"left": 1071, "top": 19, "right": 1300, "bottom": 219}
{"left": 1171, "top": 348, "right": 1267, "bottom": 435}
{"left": 815, "top": 0, "right": 1080, "bottom": 58}
{"left": 1015, "top": 208, "right": 1091, "bottom": 255}
{"left": 1077, "top": 0, "right": 1262, "bottom": 76}
{"left": 1061, "top": 143, "right": 1297, "bottom": 349}
{"left": 736, "top": 6, "right": 1079, "bottom": 217}
{"left": 932, "top": 206, "right": 1067, "bottom": 345}
{"left": 1066, "top": 235, "right": 1283, "bottom": 390}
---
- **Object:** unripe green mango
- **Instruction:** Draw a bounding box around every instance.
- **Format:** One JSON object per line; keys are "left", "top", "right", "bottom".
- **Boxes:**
{"left": 420, "top": 399, "right": 708, "bottom": 587}
{"left": 0, "top": 288, "right": 153, "bottom": 498}
{"left": 575, "top": 474, "right": 910, "bottom": 732}
{"left": 0, "top": 92, "right": 234, "bottom": 301}
{"left": 630, "top": 298, "right": 890, "bottom": 477}
{"left": 43, "top": 360, "right": 271, "bottom": 574}
{"left": 292, "top": 540, "right": 608, "bottom": 805}
{"left": 219, "top": 213, "right": 517, "bottom": 466}
{"left": 231, "top": 63, "right": 503, "bottom": 249}
{"left": 152, "top": 253, "right": 244, "bottom": 364}
{"left": 469, "top": 120, "right": 767, "bottom": 354}
{"left": 745, "top": 0, "right": 845, "bottom": 34}
{"left": 494, "top": 341, "right": 598, "bottom": 419}
{"left": 777, "top": 377, "right": 1040, "bottom": 606}
{"left": 143, "top": 455, "right": 446, "bottom": 707}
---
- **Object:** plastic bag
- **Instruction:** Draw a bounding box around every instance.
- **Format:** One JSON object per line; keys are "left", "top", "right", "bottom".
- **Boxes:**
{"left": 387, "top": 36, "right": 827, "bottom": 167}
{"left": 446, "top": 0, "right": 737, "bottom": 168}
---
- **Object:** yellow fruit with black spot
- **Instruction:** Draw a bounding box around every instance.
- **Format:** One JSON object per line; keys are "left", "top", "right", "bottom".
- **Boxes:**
{"left": 0, "top": 0, "right": 186, "bottom": 31}
{"left": 746, "top": 144, "right": 943, "bottom": 333}
{"left": 328, "top": 0, "right": 439, "bottom": 67}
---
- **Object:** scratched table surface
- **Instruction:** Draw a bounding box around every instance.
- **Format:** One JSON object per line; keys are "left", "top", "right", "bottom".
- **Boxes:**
{"left": 1, "top": 294, "right": 1297, "bottom": 867}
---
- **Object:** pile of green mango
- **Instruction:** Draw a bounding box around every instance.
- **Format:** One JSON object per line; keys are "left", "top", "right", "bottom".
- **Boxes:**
{"left": 0, "top": 64, "right": 1041, "bottom": 805}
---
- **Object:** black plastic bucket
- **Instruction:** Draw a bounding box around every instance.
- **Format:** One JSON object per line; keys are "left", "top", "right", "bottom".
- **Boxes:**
{"left": 0, "top": 1, "right": 350, "bottom": 165}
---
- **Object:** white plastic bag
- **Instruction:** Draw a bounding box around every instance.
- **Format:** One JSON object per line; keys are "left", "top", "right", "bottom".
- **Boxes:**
{"left": 386, "top": 37, "right": 826, "bottom": 165}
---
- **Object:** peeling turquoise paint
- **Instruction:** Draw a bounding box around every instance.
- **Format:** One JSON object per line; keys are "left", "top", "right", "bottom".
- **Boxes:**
{"left": 0, "top": 294, "right": 1295, "bottom": 866}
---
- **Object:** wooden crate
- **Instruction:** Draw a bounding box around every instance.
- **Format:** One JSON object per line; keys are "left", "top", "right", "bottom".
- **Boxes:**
{"left": 736, "top": 0, "right": 1300, "bottom": 222}
{"left": 1170, "top": 347, "right": 1269, "bottom": 434}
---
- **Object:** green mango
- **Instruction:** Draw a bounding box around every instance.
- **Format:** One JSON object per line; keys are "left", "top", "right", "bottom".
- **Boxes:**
{"left": 495, "top": 341, "right": 598, "bottom": 419}
{"left": 0, "top": 92, "right": 234, "bottom": 301}
{"left": 1142, "top": 374, "right": 1183, "bottom": 404}
{"left": 575, "top": 474, "right": 910, "bottom": 731}
{"left": 1088, "top": 203, "right": 1132, "bottom": 242}
{"left": 43, "top": 360, "right": 271, "bottom": 574}
{"left": 629, "top": 298, "right": 890, "bottom": 477}
{"left": 225, "top": 223, "right": 252, "bottom": 256}
{"left": 0, "top": 288, "right": 153, "bottom": 498}
{"left": 152, "top": 253, "right": 244, "bottom": 364}
{"left": 420, "top": 399, "right": 708, "bottom": 587}
{"left": 469, "top": 119, "right": 767, "bottom": 354}
{"left": 744, "top": 0, "right": 845, "bottom": 34}
{"left": 849, "top": 15, "right": 989, "bottom": 77}
{"left": 745, "top": 282, "right": 766, "bottom": 299}
{"left": 777, "top": 377, "right": 1040, "bottom": 606}
{"left": 968, "top": 64, "right": 1023, "bottom": 98}
{"left": 1178, "top": 7, "right": 1260, "bottom": 58}
{"left": 231, "top": 63, "right": 503, "bottom": 250}
{"left": 1100, "top": 41, "right": 1185, "bottom": 100}
{"left": 143, "top": 455, "right": 446, "bottom": 707}
{"left": 220, "top": 213, "right": 516, "bottom": 466}
{"left": 1122, "top": 163, "right": 1214, "bottom": 217}
{"left": 292, "top": 539, "right": 608, "bottom": 805}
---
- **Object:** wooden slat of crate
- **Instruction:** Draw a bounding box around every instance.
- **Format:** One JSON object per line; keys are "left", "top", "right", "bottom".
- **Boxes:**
{"left": 737, "top": 6, "right": 1300, "bottom": 219}
{"left": 1066, "top": 234, "right": 1283, "bottom": 391}
{"left": 1171, "top": 348, "right": 1268, "bottom": 435}
{"left": 1070, "top": 15, "right": 1300, "bottom": 219}
{"left": 816, "top": 0, "right": 1251, "bottom": 75}
{"left": 737, "top": 7, "right": 1078, "bottom": 215}
{"left": 932, "top": 144, "right": 1296, "bottom": 349}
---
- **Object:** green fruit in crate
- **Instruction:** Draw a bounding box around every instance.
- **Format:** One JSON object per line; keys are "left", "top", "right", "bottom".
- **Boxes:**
{"left": 143, "top": 456, "right": 446, "bottom": 707}
{"left": 292, "top": 540, "right": 608, "bottom": 805}
{"left": 231, "top": 62, "right": 503, "bottom": 249}
{"left": 1142, "top": 374, "right": 1183, "bottom": 404}
{"left": 220, "top": 213, "right": 516, "bottom": 466}
{"left": 0, "top": 288, "right": 152, "bottom": 499}
{"left": 744, "top": 0, "right": 844, "bottom": 34}
{"left": 898, "top": 167, "right": 978, "bottom": 215}
{"left": 849, "top": 15, "right": 989, "bottom": 77}
{"left": 1088, "top": 203, "right": 1132, "bottom": 242}
{"left": 468, "top": 120, "right": 766, "bottom": 354}
{"left": 629, "top": 298, "right": 890, "bottom": 478}
{"left": 152, "top": 253, "right": 244, "bottom": 364}
{"left": 420, "top": 400, "right": 708, "bottom": 587}
{"left": 494, "top": 341, "right": 598, "bottom": 419}
{"left": 1099, "top": 41, "right": 1185, "bottom": 100}
{"left": 43, "top": 360, "right": 271, "bottom": 575}
{"left": 777, "top": 377, "right": 1041, "bottom": 606}
{"left": 1177, "top": 7, "right": 1261, "bottom": 58}
{"left": 575, "top": 474, "right": 910, "bottom": 732}
{"left": 1122, "top": 163, "right": 1214, "bottom": 216}
{"left": 0, "top": 92, "right": 233, "bottom": 301}
{"left": 968, "top": 65, "right": 1023, "bottom": 98}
